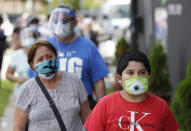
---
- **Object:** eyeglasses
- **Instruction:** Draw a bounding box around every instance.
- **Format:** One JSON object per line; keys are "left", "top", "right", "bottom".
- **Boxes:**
{"left": 54, "top": 17, "right": 71, "bottom": 24}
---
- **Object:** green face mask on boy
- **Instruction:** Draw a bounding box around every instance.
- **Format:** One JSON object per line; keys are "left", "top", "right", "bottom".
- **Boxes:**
{"left": 122, "top": 76, "right": 149, "bottom": 95}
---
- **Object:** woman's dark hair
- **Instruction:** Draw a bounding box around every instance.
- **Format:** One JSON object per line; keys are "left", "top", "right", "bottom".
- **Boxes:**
{"left": 28, "top": 41, "right": 57, "bottom": 66}
{"left": 117, "top": 50, "right": 151, "bottom": 76}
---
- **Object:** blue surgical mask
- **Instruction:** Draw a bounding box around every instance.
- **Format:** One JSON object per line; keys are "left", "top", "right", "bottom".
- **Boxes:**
{"left": 35, "top": 60, "right": 57, "bottom": 80}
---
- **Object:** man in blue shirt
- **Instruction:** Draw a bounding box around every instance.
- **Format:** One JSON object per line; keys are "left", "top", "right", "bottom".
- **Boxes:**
{"left": 47, "top": 4, "right": 109, "bottom": 109}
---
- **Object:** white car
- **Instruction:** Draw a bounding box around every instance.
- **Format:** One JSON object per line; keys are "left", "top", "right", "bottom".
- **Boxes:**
{"left": 100, "top": 0, "right": 131, "bottom": 32}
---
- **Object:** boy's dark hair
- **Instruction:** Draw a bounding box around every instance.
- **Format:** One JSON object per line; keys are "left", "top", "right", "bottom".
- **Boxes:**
{"left": 117, "top": 50, "right": 151, "bottom": 76}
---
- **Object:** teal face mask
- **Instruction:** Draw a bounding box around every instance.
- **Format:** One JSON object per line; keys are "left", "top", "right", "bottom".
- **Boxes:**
{"left": 35, "top": 60, "right": 57, "bottom": 80}
{"left": 123, "top": 76, "right": 149, "bottom": 95}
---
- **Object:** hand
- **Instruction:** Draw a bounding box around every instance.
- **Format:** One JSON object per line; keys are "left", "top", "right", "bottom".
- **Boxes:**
{"left": 17, "top": 78, "right": 27, "bottom": 84}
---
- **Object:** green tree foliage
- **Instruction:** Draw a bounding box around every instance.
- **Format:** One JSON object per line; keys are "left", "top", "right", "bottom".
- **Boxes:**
{"left": 113, "top": 37, "right": 130, "bottom": 65}
{"left": 84, "top": 0, "right": 104, "bottom": 9}
{"left": 170, "top": 62, "right": 191, "bottom": 130}
{"left": 21, "top": 0, "right": 47, "bottom": 4}
{"left": 20, "top": 0, "right": 104, "bottom": 12}
{"left": 64, "top": 0, "right": 80, "bottom": 10}
{"left": 62, "top": 0, "right": 104, "bottom": 10}
{"left": 148, "top": 41, "right": 172, "bottom": 95}
{"left": 0, "top": 81, "right": 15, "bottom": 116}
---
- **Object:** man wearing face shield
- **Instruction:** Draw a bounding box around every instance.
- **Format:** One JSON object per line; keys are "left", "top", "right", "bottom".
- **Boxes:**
{"left": 47, "top": 4, "right": 109, "bottom": 109}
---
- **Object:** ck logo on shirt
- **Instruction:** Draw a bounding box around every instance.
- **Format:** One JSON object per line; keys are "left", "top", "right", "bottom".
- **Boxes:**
{"left": 116, "top": 111, "right": 154, "bottom": 131}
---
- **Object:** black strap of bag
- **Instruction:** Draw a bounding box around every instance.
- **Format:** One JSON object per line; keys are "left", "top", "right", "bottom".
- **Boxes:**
{"left": 35, "top": 76, "right": 67, "bottom": 131}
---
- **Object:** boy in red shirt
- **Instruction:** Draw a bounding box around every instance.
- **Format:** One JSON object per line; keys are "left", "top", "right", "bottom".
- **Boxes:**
{"left": 84, "top": 50, "right": 179, "bottom": 131}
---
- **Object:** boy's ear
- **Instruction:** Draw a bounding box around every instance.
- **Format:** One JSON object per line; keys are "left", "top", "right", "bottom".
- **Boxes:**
{"left": 115, "top": 74, "right": 123, "bottom": 85}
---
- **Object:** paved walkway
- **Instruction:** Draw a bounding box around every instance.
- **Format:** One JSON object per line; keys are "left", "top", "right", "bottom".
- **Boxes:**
{"left": 0, "top": 90, "right": 16, "bottom": 131}
{"left": 0, "top": 48, "right": 15, "bottom": 131}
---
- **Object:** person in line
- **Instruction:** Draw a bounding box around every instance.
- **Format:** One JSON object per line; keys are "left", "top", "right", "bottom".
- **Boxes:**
{"left": 84, "top": 50, "right": 179, "bottom": 131}
{"left": 47, "top": 4, "right": 109, "bottom": 109}
{"left": 26, "top": 15, "right": 41, "bottom": 40}
{"left": 10, "top": 27, "right": 22, "bottom": 50}
{"left": 14, "top": 41, "right": 90, "bottom": 131}
{"left": 6, "top": 24, "right": 39, "bottom": 97}
{"left": 0, "top": 15, "right": 7, "bottom": 83}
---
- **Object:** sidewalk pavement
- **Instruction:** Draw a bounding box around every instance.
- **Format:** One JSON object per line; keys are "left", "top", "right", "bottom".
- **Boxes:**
{"left": 0, "top": 90, "right": 16, "bottom": 131}
{"left": 0, "top": 48, "right": 15, "bottom": 130}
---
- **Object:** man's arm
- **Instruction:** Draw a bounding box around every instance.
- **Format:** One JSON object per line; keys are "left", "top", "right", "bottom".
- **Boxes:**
{"left": 93, "top": 78, "right": 106, "bottom": 101}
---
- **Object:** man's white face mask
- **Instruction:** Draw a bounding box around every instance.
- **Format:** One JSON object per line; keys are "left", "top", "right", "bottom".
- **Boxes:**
{"left": 54, "top": 19, "right": 71, "bottom": 38}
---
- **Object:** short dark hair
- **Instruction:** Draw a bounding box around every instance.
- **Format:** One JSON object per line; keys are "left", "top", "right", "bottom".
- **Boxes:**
{"left": 0, "top": 15, "right": 3, "bottom": 25}
{"left": 57, "top": 4, "right": 74, "bottom": 10}
{"left": 26, "top": 15, "right": 39, "bottom": 26}
{"left": 117, "top": 50, "right": 151, "bottom": 76}
{"left": 28, "top": 41, "right": 57, "bottom": 66}
{"left": 57, "top": 4, "right": 76, "bottom": 18}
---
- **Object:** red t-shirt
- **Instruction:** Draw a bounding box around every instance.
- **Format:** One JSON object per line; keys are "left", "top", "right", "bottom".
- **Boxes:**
{"left": 84, "top": 91, "right": 179, "bottom": 131}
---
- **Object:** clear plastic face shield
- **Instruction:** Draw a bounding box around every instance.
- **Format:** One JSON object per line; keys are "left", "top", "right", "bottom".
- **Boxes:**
{"left": 20, "top": 27, "right": 36, "bottom": 48}
{"left": 48, "top": 8, "right": 76, "bottom": 38}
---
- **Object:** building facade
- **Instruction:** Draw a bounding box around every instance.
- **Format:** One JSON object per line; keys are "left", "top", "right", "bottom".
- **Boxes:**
{"left": 136, "top": 0, "right": 191, "bottom": 97}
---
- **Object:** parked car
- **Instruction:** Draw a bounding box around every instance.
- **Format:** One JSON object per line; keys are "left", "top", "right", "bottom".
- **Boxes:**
{"left": 99, "top": 0, "right": 131, "bottom": 33}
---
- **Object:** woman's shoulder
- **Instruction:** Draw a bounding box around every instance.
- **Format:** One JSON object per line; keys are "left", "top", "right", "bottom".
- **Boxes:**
{"left": 19, "top": 78, "right": 37, "bottom": 92}
{"left": 16, "top": 78, "right": 37, "bottom": 100}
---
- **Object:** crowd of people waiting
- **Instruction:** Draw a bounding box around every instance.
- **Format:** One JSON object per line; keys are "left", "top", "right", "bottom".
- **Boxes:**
{"left": 0, "top": 4, "right": 179, "bottom": 131}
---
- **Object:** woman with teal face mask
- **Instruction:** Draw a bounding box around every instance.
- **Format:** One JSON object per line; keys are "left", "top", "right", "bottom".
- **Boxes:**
{"left": 84, "top": 50, "right": 179, "bottom": 131}
{"left": 13, "top": 41, "right": 91, "bottom": 131}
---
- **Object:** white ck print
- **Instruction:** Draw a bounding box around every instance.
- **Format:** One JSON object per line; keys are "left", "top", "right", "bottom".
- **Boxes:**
{"left": 118, "top": 111, "right": 151, "bottom": 131}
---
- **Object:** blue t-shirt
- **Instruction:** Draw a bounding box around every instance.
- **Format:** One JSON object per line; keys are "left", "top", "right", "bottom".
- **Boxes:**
{"left": 47, "top": 36, "right": 109, "bottom": 95}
